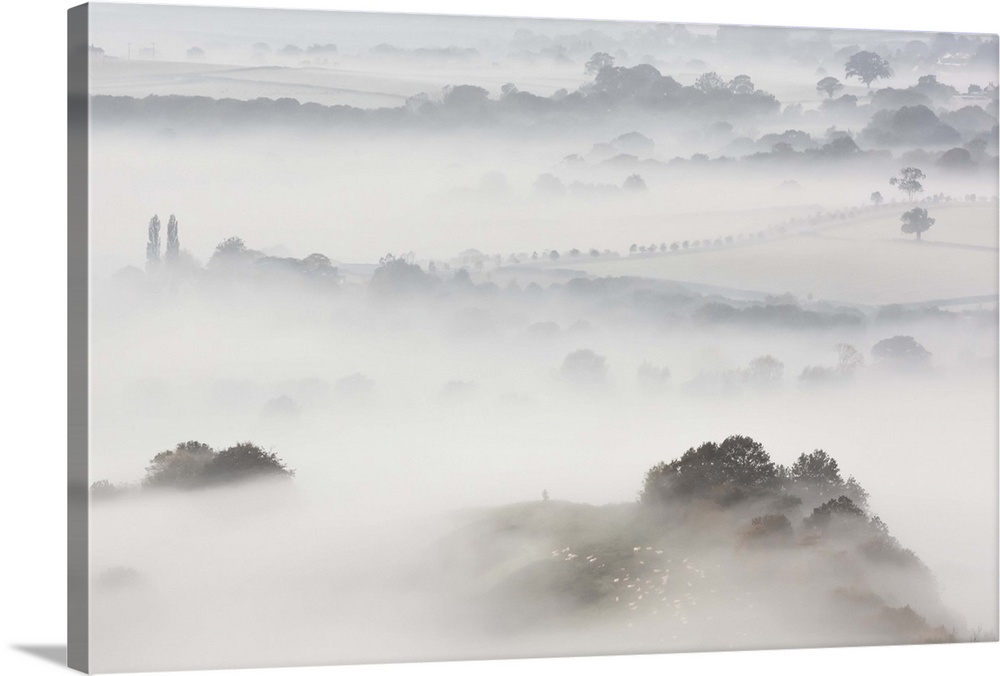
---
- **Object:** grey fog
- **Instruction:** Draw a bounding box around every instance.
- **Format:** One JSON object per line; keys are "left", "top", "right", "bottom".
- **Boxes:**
{"left": 83, "top": 4, "right": 999, "bottom": 672}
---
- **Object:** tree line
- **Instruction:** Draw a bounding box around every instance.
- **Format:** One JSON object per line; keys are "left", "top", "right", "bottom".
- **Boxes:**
{"left": 91, "top": 440, "right": 293, "bottom": 499}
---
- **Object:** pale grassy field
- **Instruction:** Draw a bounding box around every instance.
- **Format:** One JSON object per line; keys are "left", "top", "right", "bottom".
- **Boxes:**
{"left": 89, "top": 57, "right": 584, "bottom": 107}
{"left": 816, "top": 203, "right": 999, "bottom": 248}
{"left": 556, "top": 205, "right": 998, "bottom": 305}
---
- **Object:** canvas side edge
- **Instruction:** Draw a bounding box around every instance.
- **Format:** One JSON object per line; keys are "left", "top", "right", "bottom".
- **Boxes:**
{"left": 68, "top": 3, "right": 90, "bottom": 673}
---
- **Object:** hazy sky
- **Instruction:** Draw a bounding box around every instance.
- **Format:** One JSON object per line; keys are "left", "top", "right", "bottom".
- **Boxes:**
{"left": 88, "top": 2, "right": 645, "bottom": 60}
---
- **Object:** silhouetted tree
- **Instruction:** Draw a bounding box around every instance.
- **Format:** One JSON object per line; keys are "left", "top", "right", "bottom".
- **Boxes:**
{"left": 912, "top": 74, "right": 958, "bottom": 102}
{"left": 165, "top": 214, "right": 179, "bottom": 264}
{"left": 788, "top": 449, "right": 845, "bottom": 500}
{"left": 585, "top": 52, "right": 615, "bottom": 75}
{"left": 900, "top": 207, "right": 935, "bottom": 240}
{"left": 870, "top": 191, "right": 884, "bottom": 206}
{"left": 871, "top": 335, "right": 932, "bottom": 368}
{"left": 146, "top": 215, "right": 161, "bottom": 268}
{"left": 845, "top": 51, "right": 893, "bottom": 88}
{"left": 889, "top": 167, "right": 925, "bottom": 200}
{"left": 729, "top": 74, "right": 756, "bottom": 95}
{"left": 936, "top": 147, "right": 975, "bottom": 170}
{"left": 835, "top": 343, "right": 865, "bottom": 376}
{"left": 144, "top": 440, "right": 214, "bottom": 489}
{"left": 816, "top": 76, "right": 844, "bottom": 98}
{"left": 200, "top": 442, "right": 294, "bottom": 485}
{"left": 694, "top": 71, "right": 728, "bottom": 93}
{"left": 640, "top": 435, "right": 779, "bottom": 506}
{"left": 143, "top": 441, "right": 295, "bottom": 489}
{"left": 803, "top": 495, "right": 866, "bottom": 532}
{"left": 370, "top": 253, "right": 436, "bottom": 294}
{"left": 744, "top": 355, "right": 784, "bottom": 385}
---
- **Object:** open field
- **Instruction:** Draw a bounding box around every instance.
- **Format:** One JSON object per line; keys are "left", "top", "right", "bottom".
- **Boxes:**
{"left": 547, "top": 204, "right": 998, "bottom": 305}
{"left": 89, "top": 57, "right": 584, "bottom": 108}
{"left": 817, "top": 202, "right": 999, "bottom": 248}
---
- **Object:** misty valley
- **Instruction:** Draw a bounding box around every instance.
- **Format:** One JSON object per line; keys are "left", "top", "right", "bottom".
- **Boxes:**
{"left": 83, "top": 5, "right": 998, "bottom": 672}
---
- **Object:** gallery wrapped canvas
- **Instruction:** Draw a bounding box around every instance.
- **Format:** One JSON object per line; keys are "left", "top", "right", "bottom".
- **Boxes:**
{"left": 68, "top": 2, "right": 999, "bottom": 673}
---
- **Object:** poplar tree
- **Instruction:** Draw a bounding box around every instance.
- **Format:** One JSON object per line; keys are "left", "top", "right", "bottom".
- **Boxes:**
{"left": 165, "top": 214, "right": 179, "bottom": 264}
{"left": 146, "top": 215, "right": 161, "bottom": 267}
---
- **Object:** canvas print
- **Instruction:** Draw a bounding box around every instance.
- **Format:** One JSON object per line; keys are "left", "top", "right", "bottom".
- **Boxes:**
{"left": 69, "top": 3, "right": 999, "bottom": 673}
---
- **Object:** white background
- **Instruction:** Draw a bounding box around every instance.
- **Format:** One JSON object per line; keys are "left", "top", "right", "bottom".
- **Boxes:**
{"left": 1, "top": 1, "right": 997, "bottom": 675}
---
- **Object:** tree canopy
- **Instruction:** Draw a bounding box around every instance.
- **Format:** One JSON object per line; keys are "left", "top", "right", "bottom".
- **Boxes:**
{"left": 889, "top": 167, "right": 926, "bottom": 200}
{"left": 200, "top": 442, "right": 294, "bottom": 485}
{"left": 143, "top": 440, "right": 293, "bottom": 489}
{"left": 900, "top": 207, "right": 935, "bottom": 240}
{"left": 146, "top": 215, "right": 161, "bottom": 268}
{"left": 584, "top": 52, "right": 615, "bottom": 75}
{"left": 845, "top": 50, "right": 893, "bottom": 88}
{"left": 871, "top": 335, "right": 932, "bottom": 368}
{"left": 369, "top": 253, "right": 437, "bottom": 295}
{"left": 816, "top": 76, "right": 844, "bottom": 98}
{"left": 640, "top": 435, "right": 779, "bottom": 506}
{"left": 640, "top": 436, "right": 871, "bottom": 512}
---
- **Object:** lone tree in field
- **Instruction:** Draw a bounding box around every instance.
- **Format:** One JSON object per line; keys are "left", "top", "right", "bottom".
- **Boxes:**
{"left": 844, "top": 50, "right": 893, "bottom": 88}
{"left": 900, "top": 207, "right": 935, "bottom": 240}
{"left": 889, "top": 167, "right": 925, "bottom": 201}
{"left": 146, "top": 215, "right": 161, "bottom": 268}
{"left": 816, "top": 76, "right": 844, "bottom": 98}
{"left": 870, "top": 191, "right": 883, "bottom": 206}
{"left": 165, "top": 214, "right": 179, "bottom": 264}
{"left": 871, "top": 335, "right": 932, "bottom": 369}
